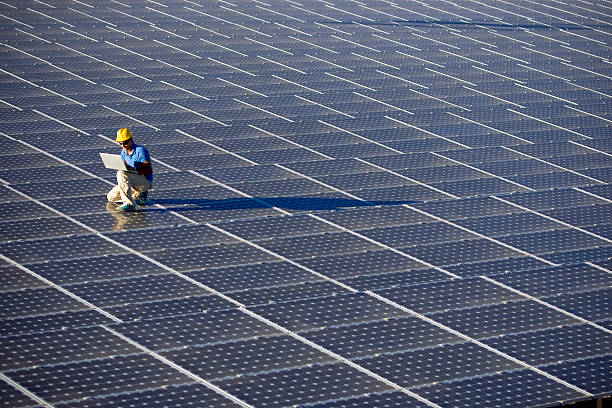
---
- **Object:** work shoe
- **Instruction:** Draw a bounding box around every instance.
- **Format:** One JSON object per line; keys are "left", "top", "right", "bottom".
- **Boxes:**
{"left": 135, "top": 191, "right": 148, "bottom": 206}
{"left": 116, "top": 203, "right": 136, "bottom": 212}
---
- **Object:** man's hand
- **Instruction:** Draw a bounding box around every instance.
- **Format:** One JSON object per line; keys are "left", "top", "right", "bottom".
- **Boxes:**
{"left": 123, "top": 161, "right": 136, "bottom": 171}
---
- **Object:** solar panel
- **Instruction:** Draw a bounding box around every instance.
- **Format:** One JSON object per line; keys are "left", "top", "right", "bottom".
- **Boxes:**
{"left": 0, "top": 0, "right": 610, "bottom": 407}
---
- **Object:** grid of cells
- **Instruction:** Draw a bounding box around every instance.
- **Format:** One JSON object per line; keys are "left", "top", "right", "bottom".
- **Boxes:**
{"left": 0, "top": 0, "right": 610, "bottom": 407}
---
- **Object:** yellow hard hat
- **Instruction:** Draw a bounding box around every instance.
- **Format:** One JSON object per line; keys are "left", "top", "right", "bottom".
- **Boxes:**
{"left": 116, "top": 128, "right": 132, "bottom": 142}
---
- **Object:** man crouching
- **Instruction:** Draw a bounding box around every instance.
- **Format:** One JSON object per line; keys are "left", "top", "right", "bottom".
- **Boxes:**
{"left": 107, "top": 128, "right": 153, "bottom": 212}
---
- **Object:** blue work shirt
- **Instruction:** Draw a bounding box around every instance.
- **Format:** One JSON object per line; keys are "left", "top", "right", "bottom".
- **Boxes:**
{"left": 121, "top": 143, "right": 154, "bottom": 183}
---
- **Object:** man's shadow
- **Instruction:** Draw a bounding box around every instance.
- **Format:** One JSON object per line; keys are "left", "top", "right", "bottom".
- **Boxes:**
{"left": 148, "top": 196, "right": 422, "bottom": 212}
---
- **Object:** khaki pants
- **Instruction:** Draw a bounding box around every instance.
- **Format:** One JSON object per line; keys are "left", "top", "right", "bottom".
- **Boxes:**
{"left": 107, "top": 170, "right": 152, "bottom": 206}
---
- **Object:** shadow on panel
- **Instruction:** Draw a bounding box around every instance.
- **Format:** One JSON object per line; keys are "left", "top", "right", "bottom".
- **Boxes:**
{"left": 149, "top": 196, "right": 423, "bottom": 212}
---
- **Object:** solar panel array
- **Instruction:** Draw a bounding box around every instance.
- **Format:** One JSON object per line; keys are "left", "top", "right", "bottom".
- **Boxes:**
{"left": 0, "top": 0, "right": 611, "bottom": 407}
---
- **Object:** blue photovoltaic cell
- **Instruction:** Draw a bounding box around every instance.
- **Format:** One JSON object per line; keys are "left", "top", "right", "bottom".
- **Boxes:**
{"left": 0, "top": 310, "right": 116, "bottom": 338}
{"left": 429, "top": 299, "right": 580, "bottom": 338}
{"left": 0, "top": 326, "right": 140, "bottom": 371}
{"left": 0, "top": 378, "right": 39, "bottom": 408}
{"left": 6, "top": 354, "right": 192, "bottom": 403}
{"left": 416, "top": 369, "right": 583, "bottom": 408}
{"left": 544, "top": 246, "right": 612, "bottom": 265}
{"left": 0, "top": 287, "right": 89, "bottom": 318}
{"left": 542, "top": 355, "right": 612, "bottom": 396}
{"left": 339, "top": 268, "right": 450, "bottom": 291}
{"left": 0, "top": 1, "right": 610, "bottom": 407}
{"left": 317, "top": 205, "right": 435, "bottom": 229}
{"left": 214, "top": 213, "right": 339, "bottom": 241}
{"left": 148, "top": 242, "right": 278, "bottom": 271}
{"left": 541, "top": 203, "right": 612, "bottom": 227}
{"left": 483, "top": 324, "right": 612, "bottom": 366}
{"left": 541, "top": 288, "right": 612, "bottom": 322}
{"left": 0, "top": 266, "right": 47, "bottom": 291}
{"left": 229, "top": 280, "right": 351, "bottom": 306}
{"left": 497, "top": 229, "right": 609, "bottom": 254}
{"left": 160, "top": 334, "right": 335, "bottom": 380}
{"left": 0, "top": 201, "right": 56, "bottom": 221}
{"left": 257, "top": 232, "right": 380, "bottom": 259}
{"left": 299, "top": 249, "right": 426, "bottom": 278}
{"left": 198, "top": 164, "right": 300, "bottom": 183}
{"left": 103, "top": 293, "right": 235, "bottom": 321}
{"left": 231, "top": 177, "right": 335, "bottom": 196}
{"left": 453, "top": 212, "right": 562, "bottom": 237}
{"left": 358, "top": 221, "right": 477, "bottom": 247}
{"left": 252, "top": 293, "right": 409, "bottom": 332}
{"left": 374, "top": 277, "right": 523, "bottom": 314}
{"left": 354, "top": 184, "right": 448, "bottom": 202}
{"left": 302, "top": 316, "right": 462, "bottom": 358}
{"left": 112, "top": 309, "right": 281, "bottom": 350}
{"left": 213, "top": 362, "right": 393, "bottom": 407}
{"left": 492, "top": 263, "right": 612, "bottom": 297}
{"left": 412, "top": 196, "right": 518, "bottom": 219}
{"left": 54, "top": 383, "right": 242, "bottom": 408}
{"left": 500, "top": 187, "right": 608, "bottom": 210}
{"left": 444, "top": 256, "right": 552, "bottom": 277}
{"left": 430, "top": 176, "right": 530, "bottom": 197}
{"left": 24, "top": 254, "right": 170, "bottom": 285}
{"left": 65, "top": 274, "right": 211, "bottom": 307}
{"left": 0, "top": 234, "right": 130, "bottom": 264}
{"left": 402, "top": 238, "right": 525, "bottom": 266}
{"left": 304, "top": 390, "right": 431, "bottom": 408}
{"left": 358, "top": 341, "right": 522, "bottom": 387}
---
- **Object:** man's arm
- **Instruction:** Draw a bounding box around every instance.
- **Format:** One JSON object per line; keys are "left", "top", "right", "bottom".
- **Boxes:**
{"left": 134, "top": 161, "right": 153, "bottom": 175}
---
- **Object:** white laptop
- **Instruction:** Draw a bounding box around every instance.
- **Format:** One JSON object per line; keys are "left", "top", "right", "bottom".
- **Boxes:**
{"left": 99, "top": 153, "right": 137, "bottom": 172}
